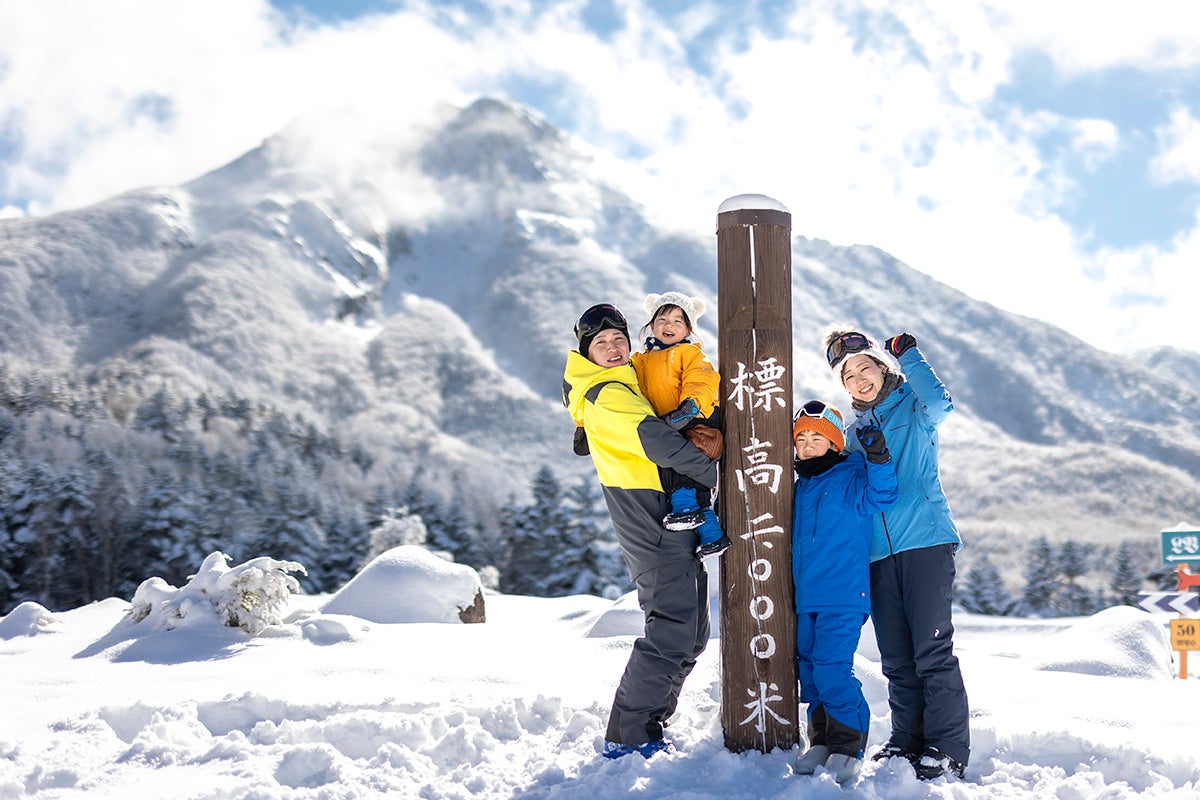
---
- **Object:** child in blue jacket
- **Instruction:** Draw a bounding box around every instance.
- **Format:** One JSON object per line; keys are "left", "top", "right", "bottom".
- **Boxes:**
{"left": 790, "top": 400, "right": 897, "bottom": 783}
{"left": 824, "top": 327, "right": 970, "bottom": 780}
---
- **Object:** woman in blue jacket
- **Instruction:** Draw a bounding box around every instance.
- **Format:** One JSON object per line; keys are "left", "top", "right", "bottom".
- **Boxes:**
{"left": 790, "top": 400, "right": 897, "bottom": 783}
{"left": 824, "top": 327, "right": 970, "bottom": 780}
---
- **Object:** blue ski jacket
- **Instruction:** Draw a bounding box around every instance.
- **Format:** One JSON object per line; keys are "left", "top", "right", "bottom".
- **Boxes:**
{"left": 843, "top": 346, "right": 962, "bottom": 562}
{"left": 791, "top": 451, "right": 898, "bottom": 614}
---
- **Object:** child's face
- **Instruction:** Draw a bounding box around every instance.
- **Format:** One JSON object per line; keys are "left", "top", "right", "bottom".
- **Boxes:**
{"left": 795, "top": 430, "right": 834, "bottom": 460}
{"left": 650, "top": 307, "right": 691, "bottom": 345}
{"left": 841, "top": 354, "right": 885, "bottom": 403}
{"left": 587, "top": 328, "right": 631, "bottom": 367}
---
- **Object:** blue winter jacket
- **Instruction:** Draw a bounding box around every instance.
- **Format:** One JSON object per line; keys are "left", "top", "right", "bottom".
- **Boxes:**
{"left": 843, "top": 345, "right": 963, "bottom": 562}
{"left": 791, "top": 451, "right": 898, "bottom": 614}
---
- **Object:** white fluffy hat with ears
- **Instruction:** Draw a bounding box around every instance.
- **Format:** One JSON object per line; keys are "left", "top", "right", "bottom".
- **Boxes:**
{"left": 643, "top": 291, "right": 706, "bottom": 326}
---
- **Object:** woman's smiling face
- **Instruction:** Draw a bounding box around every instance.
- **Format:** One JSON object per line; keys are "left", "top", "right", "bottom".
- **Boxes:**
{"left": 841, "top": 354, "right": 885, "bottom": 403}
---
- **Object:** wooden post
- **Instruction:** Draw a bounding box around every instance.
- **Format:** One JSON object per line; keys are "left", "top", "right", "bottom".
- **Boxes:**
{"left": 715, "top": 194, "right": 798, "bottom": 753}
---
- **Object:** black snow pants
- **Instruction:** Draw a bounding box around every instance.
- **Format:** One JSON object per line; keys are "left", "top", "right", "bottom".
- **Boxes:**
{"left": 605, "top": 557, "right": 709, "bottom": 745}
{"left": 869, "top": 543, "right": 970, "bottom": 765}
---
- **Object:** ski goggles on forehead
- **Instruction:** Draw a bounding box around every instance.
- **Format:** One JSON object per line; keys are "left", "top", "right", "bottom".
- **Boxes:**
{"left": 795, "top": 400, "right": 842, "bottom": 430}
{"left": 825, "top": 331, "right": 871, "bottom": 367}
{"left": 574, "top": 304, "right": 628, "bottom": 338}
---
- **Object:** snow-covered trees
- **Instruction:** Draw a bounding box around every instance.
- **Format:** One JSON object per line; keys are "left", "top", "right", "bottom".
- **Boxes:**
{"left": 1020, "top": 536, "right": 1060, "bottom": 616}
{"left": 957, "top": 554, "right": 1016, "bottom": 616}
{"left": 0, "top": 362, "right": 1167, "bottom": 616}
{"left": 500, "top": 466, "right": 626, "bottom": 597}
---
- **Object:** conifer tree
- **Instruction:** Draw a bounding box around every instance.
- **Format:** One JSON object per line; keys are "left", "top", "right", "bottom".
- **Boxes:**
{"left": 51, "top": 467, "right": 97, "bottom": 606}
{"left": 563, "top": 475, "right": 627, "bottom": 597}
{"left": 365, "top": 505, "right": 428, "bottom": 563}
{"left": 1109, "top": 540, "right": 1144, "bottom": 607}
{"left": 138, "top": 465, "right": 211, "bottom": 588}
{"left": 502, "top": 466, "right": 575, "bottom": 596}
{"left": 319, "top": 499, "right": 370, "bottom": 592}
{"left": 1054, "top": 540, "right": 1097, "bottom": 616}
{"left": 958, "top": 554, "right": 1016, "bottom": 616}
{"left": 1021, "top": 535, "right": 1060, "bottom": 616}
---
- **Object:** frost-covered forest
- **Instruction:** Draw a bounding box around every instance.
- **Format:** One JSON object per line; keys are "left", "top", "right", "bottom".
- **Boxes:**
{"left": 0, "top": 365, "right": 627, "bottom": 614}
{"left": 0, "top": 363, "right": 1178, "bottom": 617}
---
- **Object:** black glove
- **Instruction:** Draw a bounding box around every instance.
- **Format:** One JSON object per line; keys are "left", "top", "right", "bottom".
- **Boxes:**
{"left": 856, "top": 424, "right": 890, "bottom": 464}
{"left": 885, "top": 333, "right": 916, "bottom": 357}
{"left": 663, "top": 398, "right": 700, "bottom": 430}
{"left": 572, "top": 426, "right": 589, "bottom": 456}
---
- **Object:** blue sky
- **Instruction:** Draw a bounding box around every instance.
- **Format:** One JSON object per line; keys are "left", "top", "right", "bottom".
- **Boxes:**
{"left": 1, "top": 0, "right": 1198, "bottom": 354}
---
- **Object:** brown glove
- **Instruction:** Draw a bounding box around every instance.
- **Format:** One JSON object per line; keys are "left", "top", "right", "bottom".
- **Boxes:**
{"left": 684, "top": 424, "right": 724, "bottom": 460}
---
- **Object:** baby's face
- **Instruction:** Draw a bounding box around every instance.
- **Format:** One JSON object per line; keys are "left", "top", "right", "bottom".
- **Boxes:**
{"left": 587, "top": 328, "right": 631, "bottom": 367}
{"left": 650, "top": 307, "right": 690, "bottom": 345}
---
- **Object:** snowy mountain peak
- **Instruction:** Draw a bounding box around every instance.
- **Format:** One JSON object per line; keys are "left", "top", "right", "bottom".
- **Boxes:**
{"left": 421, "top": 97, "right": 572, "bottom": 184}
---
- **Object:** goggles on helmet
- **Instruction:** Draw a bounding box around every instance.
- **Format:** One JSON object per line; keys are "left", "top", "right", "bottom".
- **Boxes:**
{"left": 575, "top": 304, "right": 628, "bottom": 340}
{"left": 825, "top": 331, "right": 871, "bottom": 368}
{"left": 794, "top": 399, "right": 843, "bottom": 432}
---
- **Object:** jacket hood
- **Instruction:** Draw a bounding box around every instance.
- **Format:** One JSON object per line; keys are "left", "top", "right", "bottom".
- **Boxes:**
{"left": 563, "top": 350, "right": 640, "bottom": 423}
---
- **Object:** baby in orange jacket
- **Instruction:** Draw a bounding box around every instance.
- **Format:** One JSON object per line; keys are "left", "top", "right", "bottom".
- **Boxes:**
{"left": 631, "top": 292, "right": 730, "bottom": 559}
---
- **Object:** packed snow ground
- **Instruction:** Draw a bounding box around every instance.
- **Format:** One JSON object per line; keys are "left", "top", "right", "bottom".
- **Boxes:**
{"left": 2, "top": 547, "right": 1198, "bottom": 799}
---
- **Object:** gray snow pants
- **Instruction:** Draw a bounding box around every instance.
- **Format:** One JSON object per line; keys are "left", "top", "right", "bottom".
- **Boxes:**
{"left": 870, "top": 543, "right": 970, "bottom": 765}
{"left": 605, "top": 557, "right": 710, "bottom": 745}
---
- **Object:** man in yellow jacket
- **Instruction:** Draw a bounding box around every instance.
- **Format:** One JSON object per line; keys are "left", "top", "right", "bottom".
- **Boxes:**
{"left": 563, "top": 303, "right": 718, "bottom": 759}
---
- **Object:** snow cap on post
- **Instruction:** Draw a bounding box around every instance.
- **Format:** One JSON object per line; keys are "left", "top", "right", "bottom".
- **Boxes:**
{"left": 716, "top": 194, "right": 790, "bottom": 231}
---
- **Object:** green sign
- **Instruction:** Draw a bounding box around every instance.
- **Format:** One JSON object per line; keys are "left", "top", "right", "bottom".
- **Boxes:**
{"left": 1161, "top": 529, "right": 1200, "bottom": 564}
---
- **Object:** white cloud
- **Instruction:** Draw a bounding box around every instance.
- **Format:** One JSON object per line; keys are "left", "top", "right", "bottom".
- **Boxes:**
{"left": 1151, "top": 106, "right": 1200, "bottom": 184}
{"left": 0, "top": 1, "right": 470, "bottom": 213}
{"left": 980, "top": 0, "right": 1200, "bottom": 73}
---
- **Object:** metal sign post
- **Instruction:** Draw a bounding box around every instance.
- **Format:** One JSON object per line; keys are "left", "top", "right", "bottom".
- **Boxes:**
{"left": 715, "top": 194, "right": 798, "bottom": 753}
{"left": 1154, "top": 526, "right": 1200, "bottom": 679}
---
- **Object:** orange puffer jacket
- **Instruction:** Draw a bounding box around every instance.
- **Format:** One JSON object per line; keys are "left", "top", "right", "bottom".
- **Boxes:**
{"left": 631, "top": 341, "right": 720, "bottom": 420}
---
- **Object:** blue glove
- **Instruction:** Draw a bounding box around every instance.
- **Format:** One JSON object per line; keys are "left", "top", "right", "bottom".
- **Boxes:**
{"left": 856, "top": 424, "right": 890, "bottom": 464}
{"left": 664, "top": 398, "right": 700, "bottom": 430}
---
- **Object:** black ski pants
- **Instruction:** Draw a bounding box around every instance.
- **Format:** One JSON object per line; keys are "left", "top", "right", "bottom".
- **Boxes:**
{"left": 605, "top": 557, "right": 709, "bottom": 745}
{"left": 870, "top": 543, "right": 970, "bottom": 765}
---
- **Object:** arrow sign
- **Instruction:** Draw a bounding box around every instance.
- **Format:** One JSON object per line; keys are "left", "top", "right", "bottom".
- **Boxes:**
{"left": 1136, "top": 592, "right": 1200, "bottom": 615}
{"left": 1161, "top": 530, "right": 1200, "bottom": 564}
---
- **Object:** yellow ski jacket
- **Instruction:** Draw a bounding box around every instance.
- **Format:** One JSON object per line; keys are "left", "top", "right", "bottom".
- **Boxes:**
{"left": 563, "top": 350, "right": 717, "bottom": 576}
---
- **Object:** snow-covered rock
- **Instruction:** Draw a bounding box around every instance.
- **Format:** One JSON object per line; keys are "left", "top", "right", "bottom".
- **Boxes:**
{"left": 321, "top": 545, "right": 485, "bottom": 624}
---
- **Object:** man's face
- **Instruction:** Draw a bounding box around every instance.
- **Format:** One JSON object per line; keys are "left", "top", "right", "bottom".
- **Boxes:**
{"left": 587, "top": 328, "right": 631, "bottom": 367}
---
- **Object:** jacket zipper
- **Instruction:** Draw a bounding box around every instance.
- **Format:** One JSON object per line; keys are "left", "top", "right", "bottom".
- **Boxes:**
{"left": 871, "top": 407, "right": 897, "bottom": 557}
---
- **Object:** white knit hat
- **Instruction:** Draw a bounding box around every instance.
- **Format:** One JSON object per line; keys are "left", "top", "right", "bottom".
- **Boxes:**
{"left": 643, "top": 292, "right": 706, "bottom": 326}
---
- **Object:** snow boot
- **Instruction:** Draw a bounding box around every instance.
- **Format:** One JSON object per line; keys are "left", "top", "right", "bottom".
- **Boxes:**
{"left": 663, "top": 487, "right": 705, "bottom": 530}
{"left": 694, "top": 509, "right": 731, "bottom": 558}
{"left": 871, "top": 737, "right": 920, "bottom": 765}
{"left": 601, "top": 741, "right": 635, "bottom": 759}
{"left": 823, "top": 713, "right": 867, "bottom": 784}
{"left": 636, "top": 738, "right": 675, "bottom": 758}
{"left": 823, "top": 753, "right": 862, "bottom": 783}
{"left": 915, "top": 746, "right": 965, "bottom": 780}
{"left": 794, "top": 746, "right": 829, "bottom": 775}
{"left": 795, "top": 705, "right": 830, "bottom": 775}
